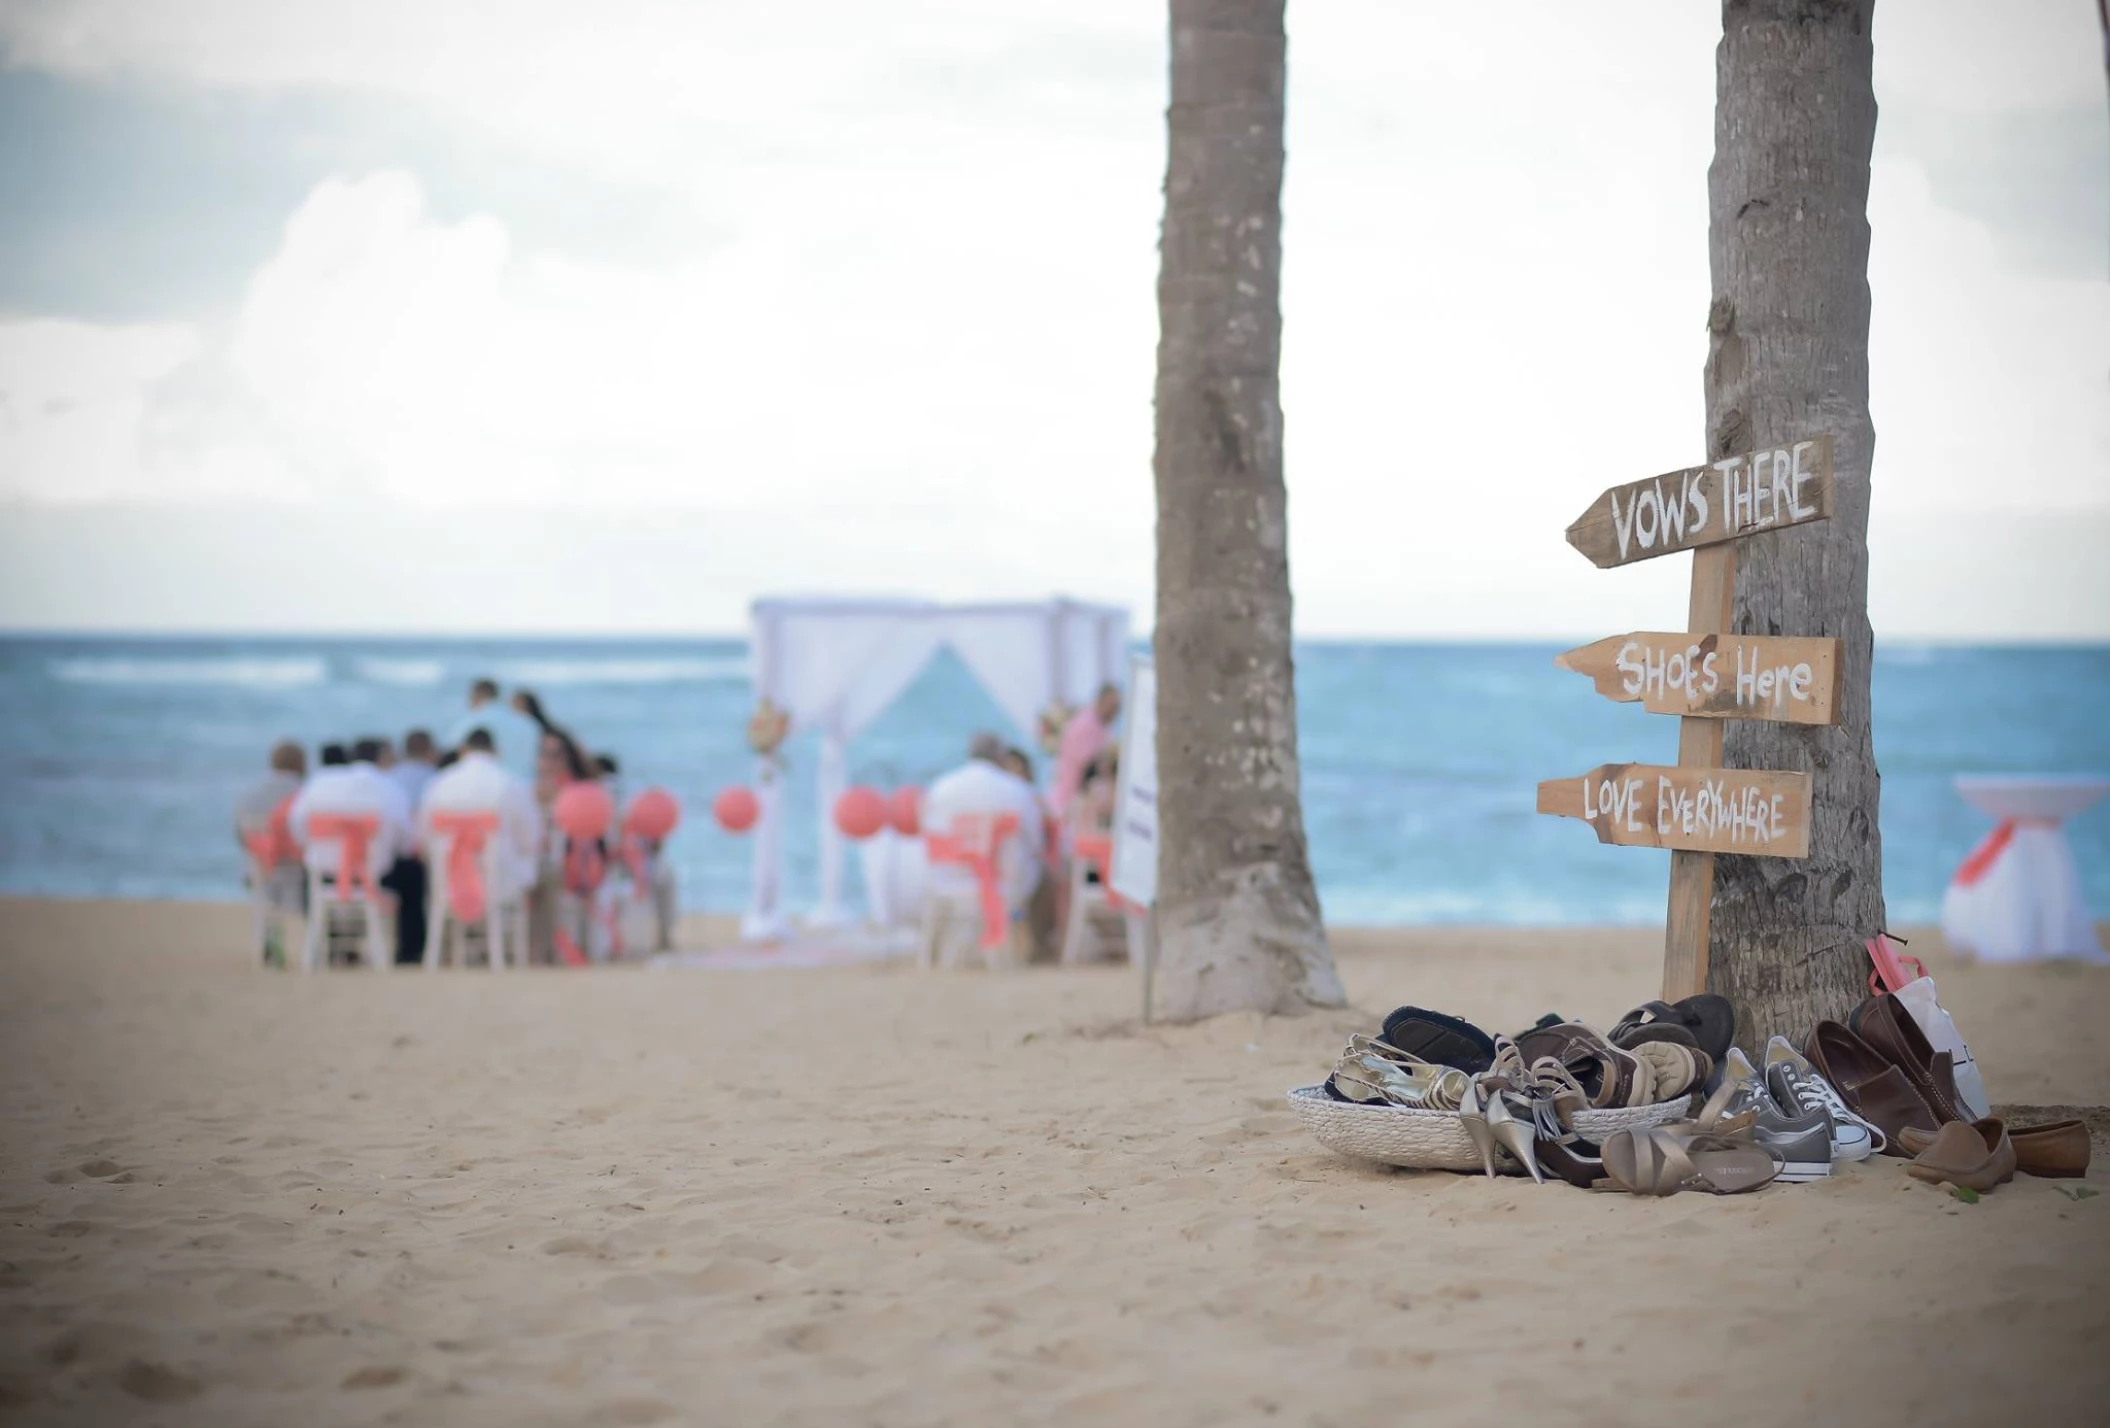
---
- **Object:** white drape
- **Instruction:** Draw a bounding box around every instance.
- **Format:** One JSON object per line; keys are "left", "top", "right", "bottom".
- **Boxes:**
{"left": 742, "top": 596, "right": 1129, "bottom": 934}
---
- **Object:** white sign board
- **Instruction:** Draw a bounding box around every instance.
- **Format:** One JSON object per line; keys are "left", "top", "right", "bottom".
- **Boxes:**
{"left": 1109, "top": 653, "right": 1158, "bottom": 908}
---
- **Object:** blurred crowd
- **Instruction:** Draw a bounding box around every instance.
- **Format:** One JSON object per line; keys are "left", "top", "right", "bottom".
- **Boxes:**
{"left": 920, "top": 682, "right": 1124, "bottom": 967}
{"left": 235, "top": 678, "right": 677, "bottom": 967}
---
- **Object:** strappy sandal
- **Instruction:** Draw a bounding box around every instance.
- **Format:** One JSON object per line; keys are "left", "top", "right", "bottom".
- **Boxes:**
{"left": 1327, "top": 1038, "right": 1472, "bottom": 1111}
{"left": 1599, "top": 1125, "right": 1784, "bottom": 1196}
{"left": 1515, "top": 1022, "right": 1654, "bottom": 1108}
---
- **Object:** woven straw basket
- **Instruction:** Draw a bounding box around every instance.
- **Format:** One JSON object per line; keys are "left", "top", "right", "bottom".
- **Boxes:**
{"left": 1288, "top": 1085, "right": 1695, "bottom": 1173}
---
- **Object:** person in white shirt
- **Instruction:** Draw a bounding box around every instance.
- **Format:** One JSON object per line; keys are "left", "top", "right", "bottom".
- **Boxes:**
{"left": 418, "top": 728, "right": 544, "bottom": 946}
{"left": 287, "top": 738, "right": 415, "bottom": 964}
{"left": 920, "top": 732, "right": 1046, "bottom": 968}
{"left": 444, "top": 678, "right": 545, "bottom": 785}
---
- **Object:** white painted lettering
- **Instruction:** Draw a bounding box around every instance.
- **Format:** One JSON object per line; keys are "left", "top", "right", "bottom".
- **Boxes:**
{"left": 1634, "top": 482, "right": 1661, "bottom": 549}
{"left": 1615, "top": 640, "right": 1645, "bottom": 696}
{"left": 1610, "top": 489, "right": 1636, "bottom": 561}
{"left": 1789, "top": 440, "right": 1818, "bottom": 518}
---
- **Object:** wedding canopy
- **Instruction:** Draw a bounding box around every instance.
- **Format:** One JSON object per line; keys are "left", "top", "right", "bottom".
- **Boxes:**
{"left": 742, "top": 595, "right": 1131, "bottom": 938}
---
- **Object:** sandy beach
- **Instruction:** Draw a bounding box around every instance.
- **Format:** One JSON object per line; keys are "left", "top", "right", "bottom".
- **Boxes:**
{"left": 2, "top": 899, "right": 2106, "bottom": 1427}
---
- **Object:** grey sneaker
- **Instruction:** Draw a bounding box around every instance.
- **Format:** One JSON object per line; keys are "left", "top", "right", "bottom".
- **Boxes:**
{"left": 1719, "top": 1047, "right": 1833, "bottom": 1182}
{"left": 1763, "top": 1035, "right": 1882, "bottom": 1160}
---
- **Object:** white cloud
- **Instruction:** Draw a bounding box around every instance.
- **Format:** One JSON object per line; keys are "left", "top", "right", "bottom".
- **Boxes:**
{"left": 0, "top": 0, "right": 2101, "bottom": 636}
{"left": 0, "top": 319, "right": 201, "bottom": 500}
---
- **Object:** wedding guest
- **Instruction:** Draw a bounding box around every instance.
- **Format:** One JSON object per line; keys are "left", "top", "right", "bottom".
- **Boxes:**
{"left": 390, "top": 728, "right": 439, "bottom": 809}
{"left": 234, "top": 741, "right": 308, "bottom": 962}
{"left": 419, "top": 728, "right": 542, "bottom": 963}
{"left": 348, "top": 736, "right": 427, "bottom": 965}
{"left": 921, "top": 733, "right": 1046, "bottom": 968}
{"left": 287, "top": 737, "right": 413, "bottom": 966}
{"left": 445, "top": 678, "right": 541, "bottom": 783}
{"left": 513, "top": 689, "right": 593, "bottom": 782}
{"left": 1000, "top": 745, "right": 1060, "bottom": 963}
{"left": 1052, "top": 683, "right": 1122, "bottom": 817}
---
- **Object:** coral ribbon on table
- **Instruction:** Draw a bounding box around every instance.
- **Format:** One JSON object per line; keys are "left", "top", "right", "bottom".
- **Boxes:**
{"left": 306, "top": 813, "right": 379, "bottom": 901}
{"left": 1952, "top": 817, "right": 2058, "bottom": 888}
{"left": 430, "top": 811, "right": 498, "bottom": 924}
{"left": 927, "top": 814, "right": 1019, "bottom": 948}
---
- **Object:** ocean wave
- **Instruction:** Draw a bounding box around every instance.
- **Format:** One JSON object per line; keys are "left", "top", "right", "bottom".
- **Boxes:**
{"left": 47, "top": 656, "right": 328, "bottom": 689}
{"left": 355, "top": 657, "right": 447, "bottom": 687}
{"left": 497, "top": 658, "right": 748, "bottom": 687}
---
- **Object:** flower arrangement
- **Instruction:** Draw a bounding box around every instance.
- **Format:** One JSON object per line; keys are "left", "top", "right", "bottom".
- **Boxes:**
{"left": 1036, "top": 700, "right": 1074, "bottom": 756}
{"left": 746, "top": 699, "right": 791, "bottom": 761}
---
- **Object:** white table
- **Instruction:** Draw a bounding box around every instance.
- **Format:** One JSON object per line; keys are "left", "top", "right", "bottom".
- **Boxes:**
{"left": 1940, "top": 775, "right": 2109, "bottom": 963}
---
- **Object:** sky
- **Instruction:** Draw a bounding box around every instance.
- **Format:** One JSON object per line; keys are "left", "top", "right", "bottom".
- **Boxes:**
{"left": 0, "top": 0, "right": 2104, "bottom": 639}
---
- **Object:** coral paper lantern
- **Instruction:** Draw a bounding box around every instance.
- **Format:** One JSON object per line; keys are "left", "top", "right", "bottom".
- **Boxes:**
{"left": 554, "top": 781, "right": 616, "bottom": 841}
{"left": 624, "top": 787, "right": 682, "bottom": 841}
{"left": 885, "top": 786, "right": 922, "bottom": 837}
{"left": 712, "top": 786, "right": 761, "bottom": 834}
{"left": 833, "top": 785, "right": 887, "bottom": 841}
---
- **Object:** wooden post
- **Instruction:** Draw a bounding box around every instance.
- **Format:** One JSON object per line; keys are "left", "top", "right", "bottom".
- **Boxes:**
{"left": 1663, "top": 543, "right": 1737, "bottom": 1000}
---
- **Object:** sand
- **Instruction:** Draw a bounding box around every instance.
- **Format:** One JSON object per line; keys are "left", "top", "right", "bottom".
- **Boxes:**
{"left": 2, "top": 898, "right": 2106, "bottom": 1427}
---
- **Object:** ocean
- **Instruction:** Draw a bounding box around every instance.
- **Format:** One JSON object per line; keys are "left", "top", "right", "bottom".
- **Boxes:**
{"left": 2, "top": 635, "right": 2105, "bottom": 928}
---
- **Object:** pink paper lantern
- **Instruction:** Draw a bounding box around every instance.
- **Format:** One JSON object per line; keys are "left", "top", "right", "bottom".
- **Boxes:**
{"left": 712, "top": 786, "right": 761, "bottom": 834}
{"left": 625, "top": 787, "right": 682, "bottom": 841}
{"left": 554, "top": 781, "right": 615, "bottom": 841}
{"left": 833, "top": 785, "right": 887, "bottom": 841}
{"left": 885, "top": 786, "right": 922, "bottom": 837}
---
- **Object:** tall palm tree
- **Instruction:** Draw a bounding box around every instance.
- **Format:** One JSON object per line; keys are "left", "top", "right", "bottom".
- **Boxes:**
{"left": 1705, "top": 0, "right": 1886, "bottom": 1047}
{"left": 1150, "top": 0, "right": 1343, "bottom": 1020}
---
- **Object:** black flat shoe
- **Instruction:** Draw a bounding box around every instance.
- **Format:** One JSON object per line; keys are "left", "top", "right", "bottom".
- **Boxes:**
{"left": 1379, "top": 1006, "right": 1498, "bottom": 1076}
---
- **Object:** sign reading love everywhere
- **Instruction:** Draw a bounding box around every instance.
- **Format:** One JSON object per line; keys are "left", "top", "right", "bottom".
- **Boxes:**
{"left": 1539, "top": 436, "right": 1840, "bottom": 999}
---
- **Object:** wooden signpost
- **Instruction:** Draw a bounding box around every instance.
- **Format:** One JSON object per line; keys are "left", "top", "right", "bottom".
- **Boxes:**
{"left": 1539, "top": 436, "right": 1838, "bottom": 1000}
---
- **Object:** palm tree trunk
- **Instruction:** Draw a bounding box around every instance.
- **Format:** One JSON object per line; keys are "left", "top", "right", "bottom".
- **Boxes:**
{"left": 1704, "top": 0, "right": 1886, "bottom": 1050}
{"left": 1151, "top": 0, "right": 1343, "bottom": 1020}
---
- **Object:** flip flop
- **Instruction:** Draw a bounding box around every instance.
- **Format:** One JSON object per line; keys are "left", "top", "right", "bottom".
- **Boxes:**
{"left": 1378, "top": 1006, "right": 1497, "bottom": 1075}
{"left": 1610, "top": 996, "right": 1736, "bottom": 1062}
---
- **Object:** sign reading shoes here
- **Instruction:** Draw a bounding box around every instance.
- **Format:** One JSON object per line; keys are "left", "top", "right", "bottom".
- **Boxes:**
{"left": 1566, "top": 435, "right": 1835, "bottom": 569}
{"left": 1555, "top": 632, "right": 1841, "bottom": 726}
{"left": 1542, "top": 431, "right": 1841, "bottom": 1003}
{"left": 1537, "top": 764, "right": 1812, "bottom": 859}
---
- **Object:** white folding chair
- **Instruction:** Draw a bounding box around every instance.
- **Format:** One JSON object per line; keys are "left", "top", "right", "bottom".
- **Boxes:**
{"left": 427, "top": 811, "right": 525, "bottom": 971}
{"left": 300, "top": 813, "right": 393, "bottom": 971}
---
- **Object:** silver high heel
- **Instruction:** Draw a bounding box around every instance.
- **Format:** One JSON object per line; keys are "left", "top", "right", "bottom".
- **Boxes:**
{"left": 1458, "top": 1078, "right": 1499, "bottom": 1179}
{"left": 1483, "top": 1090, "right": 1546, "bottom": 1185}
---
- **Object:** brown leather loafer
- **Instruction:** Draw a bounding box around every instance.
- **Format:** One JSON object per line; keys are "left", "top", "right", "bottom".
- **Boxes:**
{"left": 1902, "top": 1118, "right": 2092, "bottom": 1178}
{"left": 1804, "top": 1020, "right": 1941, "bottom": 1154}
{"left": 1905, "top": 1117, "right": 2017, "bottom": 1193}
{"left": 1849, "top": 993, "right": 1969, "bottom": 1124}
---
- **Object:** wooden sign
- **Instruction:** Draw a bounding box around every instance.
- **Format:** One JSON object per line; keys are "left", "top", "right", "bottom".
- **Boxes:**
{"left": 1565, "top": 436, "right": 1835, "bottom": 569}
{"left": 1541, "top": 431, "right": 1840, "bottom": 1002}
{"left": 1555, "top": 633, "right": 1841, "bottom": 725}
{"left": 1537, "top": 764, "right": 1812, "bottom": 858}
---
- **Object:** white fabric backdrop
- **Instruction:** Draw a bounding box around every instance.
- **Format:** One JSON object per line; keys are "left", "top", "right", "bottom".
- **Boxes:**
{"left": 741, "top": 597, "right": 1128, "bottom": 938}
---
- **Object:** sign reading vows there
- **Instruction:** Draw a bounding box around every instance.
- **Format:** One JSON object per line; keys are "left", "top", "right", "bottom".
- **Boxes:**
{"left": 1555, "top": 632, "right": 1841, "bottom": 726}
{"left": 1537, "top": 763, "right": 1812, "bottom": 859}
{"left": 1565, "top": 435, "right": 1835, "bottom": 569}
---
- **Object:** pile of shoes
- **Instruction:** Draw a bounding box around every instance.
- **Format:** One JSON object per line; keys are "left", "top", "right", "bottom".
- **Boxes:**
{"left": 1803, "top": 991, "right": 2091, "bottom": 1192}
{"left": 1321, "top": 996, "right": 1763, "bottom": 1194}
{"left": 1317, "top": 986, "right": 2094, "bottom": 1197}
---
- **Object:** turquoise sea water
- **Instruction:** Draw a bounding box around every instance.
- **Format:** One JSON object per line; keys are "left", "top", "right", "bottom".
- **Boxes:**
{"left": 1, "top": 635, "right": 2104, "bottom": 926}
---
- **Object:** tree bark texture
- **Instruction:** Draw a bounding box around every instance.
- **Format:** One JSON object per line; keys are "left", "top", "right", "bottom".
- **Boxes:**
{"left": 1704, "top": 0, "right": 1887, "bottom": 1051}
{"left": 1151, "top": 0, "right": 1344, "bottom": 1021}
